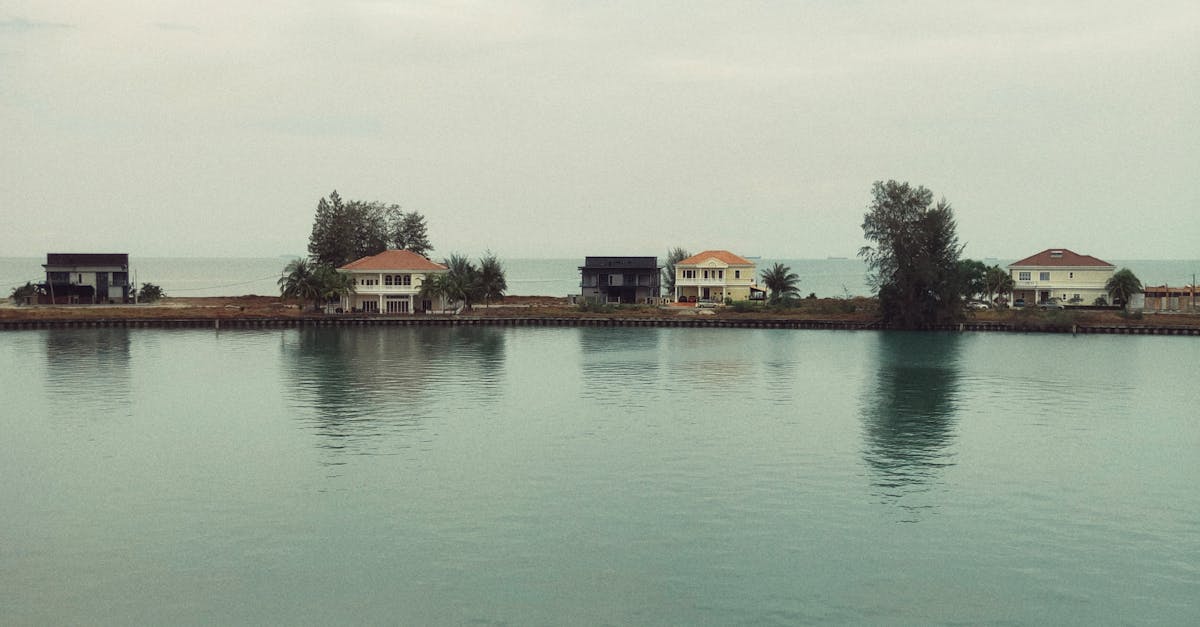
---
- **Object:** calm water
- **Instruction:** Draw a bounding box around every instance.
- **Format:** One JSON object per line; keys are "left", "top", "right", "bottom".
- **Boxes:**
{"left": 1, "top": 327, "right": 1197, "bottom": 625}
{"left": 4, "top": 257, "right": 1197, "bottom": 299}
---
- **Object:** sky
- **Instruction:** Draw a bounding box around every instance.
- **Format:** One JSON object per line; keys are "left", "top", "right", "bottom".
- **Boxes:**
{"left": 2, "top": 1, "right": 1197, "bottom": 260}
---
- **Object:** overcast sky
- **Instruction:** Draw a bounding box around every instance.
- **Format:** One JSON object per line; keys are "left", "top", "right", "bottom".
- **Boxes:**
{"left": 2, "top": 1, "right": 1197, "bottom": 260}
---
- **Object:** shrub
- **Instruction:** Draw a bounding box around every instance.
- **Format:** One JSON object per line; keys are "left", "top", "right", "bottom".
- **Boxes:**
{"left": 9, "top": 282, "right": 39, "bottom": 304}
{"left": 136, "top": 282, "right": 165, "bottom": 303}
{"left": 577, "top": 300, "right": 614, "bottom": 313}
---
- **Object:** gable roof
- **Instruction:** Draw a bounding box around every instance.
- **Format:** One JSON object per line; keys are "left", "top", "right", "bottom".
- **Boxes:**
{"left": 338, "top": 249, "right": 447, "bottom": 272}
{"left": 677, "top": 250, "right": 754, "bottom": 266}
{"left": 1008, "top": 248, "right": 1114, "bottom": 268}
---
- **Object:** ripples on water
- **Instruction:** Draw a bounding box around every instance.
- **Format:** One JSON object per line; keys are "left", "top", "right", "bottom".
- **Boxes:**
{"left": 2, "top": 328, "right": 1197, "bottom": 625}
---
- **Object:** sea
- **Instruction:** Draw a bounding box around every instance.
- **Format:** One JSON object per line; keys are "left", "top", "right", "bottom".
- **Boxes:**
{"left": 2, "top": 256, "right": 1197, "bottom": 299}
{"left": 1, "top": 326, "right": 1196, "bottom": 624}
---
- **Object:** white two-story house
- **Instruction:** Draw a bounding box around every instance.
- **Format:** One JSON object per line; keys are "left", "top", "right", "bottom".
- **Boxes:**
{"left": 337, "top": 249, "right": 448, "bottom": 313}
{"left": 1008, "top": 248, "right": 1115, "bottom": 306}
{"left": 674, "top": 250, "right": 763, "bottom": 304}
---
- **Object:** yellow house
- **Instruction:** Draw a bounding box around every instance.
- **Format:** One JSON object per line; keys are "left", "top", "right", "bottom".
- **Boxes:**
{"left": 674, "top": 250, "right": 763, "bottom": 304}
{"left": 337, "top": 249, "right": 449, "bottom": 313}
{"left": 1008, "top": 248, "right": 1115, "bottom": 306}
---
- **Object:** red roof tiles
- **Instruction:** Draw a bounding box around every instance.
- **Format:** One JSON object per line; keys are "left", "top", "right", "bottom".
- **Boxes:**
{"left": 678, "top": 250, "right": 755, "bottom": 266}
{"left": 1008, "top": 248, "right": 1113, "bottom": 268}
{"left": 338, "top": 249, "right": 447, "bottom": 272}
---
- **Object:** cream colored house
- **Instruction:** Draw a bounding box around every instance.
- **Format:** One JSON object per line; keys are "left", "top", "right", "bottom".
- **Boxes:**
{"left": 1008, "top": 248, "right": 1115, "bottom": 306}
{"left": 674, "top": 250, "right": 764, "bottom": 304}
{"left": 337, "top": 249, "right": 448, "bottom": 313}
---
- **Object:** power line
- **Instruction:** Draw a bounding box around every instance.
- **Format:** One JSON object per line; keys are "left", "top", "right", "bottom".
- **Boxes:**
{"left": 162, "top": 274, "right": 280, "bottom": 292}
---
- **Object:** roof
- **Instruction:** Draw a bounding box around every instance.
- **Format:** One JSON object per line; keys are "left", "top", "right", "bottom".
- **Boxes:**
{"left": 677, "top": 250, "right": 755, "bottom": 266}
{"left": 580, "top": 256, "right": 659, "bottom": 270}
{"left": 1008, "top": 248, "right": 1114, "bottom": 268}
{"left": 338, "top": 249, "right": 447, "bottom": 272}
{"left": 44, "top": 253, "right": 129, "bottom": 268}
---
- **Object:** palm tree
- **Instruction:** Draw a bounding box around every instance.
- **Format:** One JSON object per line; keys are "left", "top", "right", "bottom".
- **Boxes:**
{"left": 314, "top": 264, "right": 355, "bottom": 310}
{"left": 443, "top": 254, "right": 481, "bottom": 312}
{"left": 1105, "top": 268, "right": 1143, "bottom": 312}
{"left": 278, "top": 258, "right": 322, "bottom": 309}
{"left": 760, "top": 262, "right": 800, "bottom": 304}
{"left": 984, "top": 265, "right": 1013, "bottom": 305}
{"left": 477, "top": 252, "right": 507, "bottom": 307}
{"left": 419, "top": 273, "right": 448, "bottom": 313}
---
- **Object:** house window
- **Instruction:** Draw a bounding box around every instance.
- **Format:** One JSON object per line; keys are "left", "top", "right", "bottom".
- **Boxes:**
{"left": 703, "top": 270, "right": 709, "bottom": 279}
{"left": 384, "top": 275, "right": 394, "bottom": 286}
{"left": 682, "top": 270, "right": 696, "bottom": 279}
{"left": 1040, "top": 272, "right": 1051, "bottom": 281}
{"left": 1069, "top": 272, "right": 1074, "bottom": 279}
{"left": 112, "top": 272, "right": 128, "bottom": 286}
{"left": 718, "top": 270, "right": 724, "bottom": 279}
{"left": 1019, "top": 272, "right": 1031, "bottom": 281}
{"left": 734, "top": 270, "right": 740, "bottom": 279}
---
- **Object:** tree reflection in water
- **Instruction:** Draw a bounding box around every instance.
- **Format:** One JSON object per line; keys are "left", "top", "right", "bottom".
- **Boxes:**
{"left": 43, "top": 328, "right": 133, "bottom": 419}
{"left": 860, "top": 331, "right": 962, "bottom": 521}
{"left": 281, "top": 326, "right": 506, "bottom": 460}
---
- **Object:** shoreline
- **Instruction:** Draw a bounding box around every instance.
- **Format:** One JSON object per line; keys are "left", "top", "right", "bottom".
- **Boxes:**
{"left": 2, "top": 295, "right": 1198, "bottom": 335}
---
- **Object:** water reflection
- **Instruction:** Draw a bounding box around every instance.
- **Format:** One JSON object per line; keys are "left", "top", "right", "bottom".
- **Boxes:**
{"left": 280, "top": 326, "right": 507, "bottom": 459}
{"left": 860, "top": 332, "right": 962, "bottom": 520}
{"left": 42, "top": 329, "right": 132, "bottom": 418}
{"left": 577, "top": 328, "right": 663, "bottom": 408}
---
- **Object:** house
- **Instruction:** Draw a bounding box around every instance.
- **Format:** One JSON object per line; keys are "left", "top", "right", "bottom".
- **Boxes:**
{"left": 336, "top": 249, "right": 448, "bottom": 313}
{"left": 1142, "top": 285, "right": 1197, "bottom": 312}
{"left": 1008, "top": 248, "right": 1115, "bottom": 306}
{"left": 673, "top": 250, "right": 764, "bottom": 304}
{"left": 41, "top": 253, "right": 132, "bottom": 304}
{"left": 579, "top": 257, "right": 661, "bottom": 304}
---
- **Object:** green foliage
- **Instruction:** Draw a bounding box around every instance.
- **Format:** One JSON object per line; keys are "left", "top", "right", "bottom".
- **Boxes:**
{"left": 434, "top": 253, "right": 509, "bottom": 312}
{"left": 957, "top": 259, "right": 988, "bottom": 301}
{"left": 761, "top": 262, "right": 801, "bottom": 304}
{"left": 390, "top": 209, "right": 432, "bottom": 257}
{"left": 477, "top": 252, "right": 507, "bottom": 306}
{"left": 662, "top": 247, "right": 690, "bottom": 296}
{"left": 728, "top": 300, "right": 761, "bottom": 313}
{"left": 307, "top": 190, "right": 434, "bottom": 267}
{"left": 984, "top": 265, "right": 1013, "bottom": 304}
{"left": 859, "top": 180, "right": 964, "bottom": 327}
{"left": 1093, "top": 296, "right": 1109, "bottom": 306}
{"left": 9, "top": 281, "right": 39, "bottom": 304}
{"left": 577, "top": 299, "right": 615, "bottom": 313}
{"left": 1105, "top": 268, "right": 1143, "bottom": 312}
{"left": 278, "top": 258, "right": 351, "bottom": 310}
{"left": 136, "top": 282, "right": 165, "bottom": 303}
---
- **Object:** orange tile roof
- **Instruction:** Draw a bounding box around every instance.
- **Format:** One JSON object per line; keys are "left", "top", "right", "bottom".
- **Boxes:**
{"left": 1008, "top": 248, "right": 1113, "bottom": 268}
{"left": 338, "top": 249, "right": 448, "bottom": 272}
{"left": 678, "top": 250, "right": 755, "bottom": 266}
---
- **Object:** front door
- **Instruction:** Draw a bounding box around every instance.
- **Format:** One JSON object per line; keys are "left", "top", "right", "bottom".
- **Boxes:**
{"left": 1039, "top": 290, "right": 1050, "bottom": 303}
{"left": 96, "top": 272, "right": 108, "bottom": 302}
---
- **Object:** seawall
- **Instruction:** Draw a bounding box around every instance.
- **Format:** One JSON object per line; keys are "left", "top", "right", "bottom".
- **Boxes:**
{"left": 1, "top": 316, "right": 1198, "bottom": 335}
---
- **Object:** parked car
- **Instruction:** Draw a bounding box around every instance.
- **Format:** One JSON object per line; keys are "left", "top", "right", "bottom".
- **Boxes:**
{"left": 696, "top": 299, "right": 718, "bottom": 308}
{"left": 1038, "top": 298, "right": 1066, "bottom": 310}
{"left": 1013, "top": 298, "right": 1026, "bottom": 308}
{"left": 967, "top": 301, "right": 991, "bottom": 310}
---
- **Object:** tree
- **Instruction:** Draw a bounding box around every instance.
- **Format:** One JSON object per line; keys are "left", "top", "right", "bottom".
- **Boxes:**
{"left": 278, "top": 258, "right": 322, "bottom": 309}
{"left": 859, "top": 180, "right": 964, "bottom": 327}
{"left": 662, "top": 247, "right": 691, "bottom": 298}
{"left": 983, "top": 265, "right": 1013, "bottom": 305}
{"left": 419, "top": 272, "right": 449, "bottom": 313}
{"left": 1105, "top": 268, "right": 1143, "bottom": 312}
{"left": 135, "top": 282, "right": 165, "bottom": 303}
{"left": 314, "top": 263, "right": 355, "bottom": 307}
{"left": 760, "top": 262, "right": 800, "bottom": 304}
{"left": 389, "top": 209, "right": 432, "bottom": 258}
{"left": 443, "top": 254, "right": 482, "bottom": 312}
{"left": 957, "top": 259, "right": 988, "bottom": 302}
{"left": 9, "top": 282, "right": 40, "bottom": 304}
{"left": 307, "top": 191, "right": 396, "bottom": 267}
{"left": 477, "top": 252, "right": 507, "bottom": 307}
